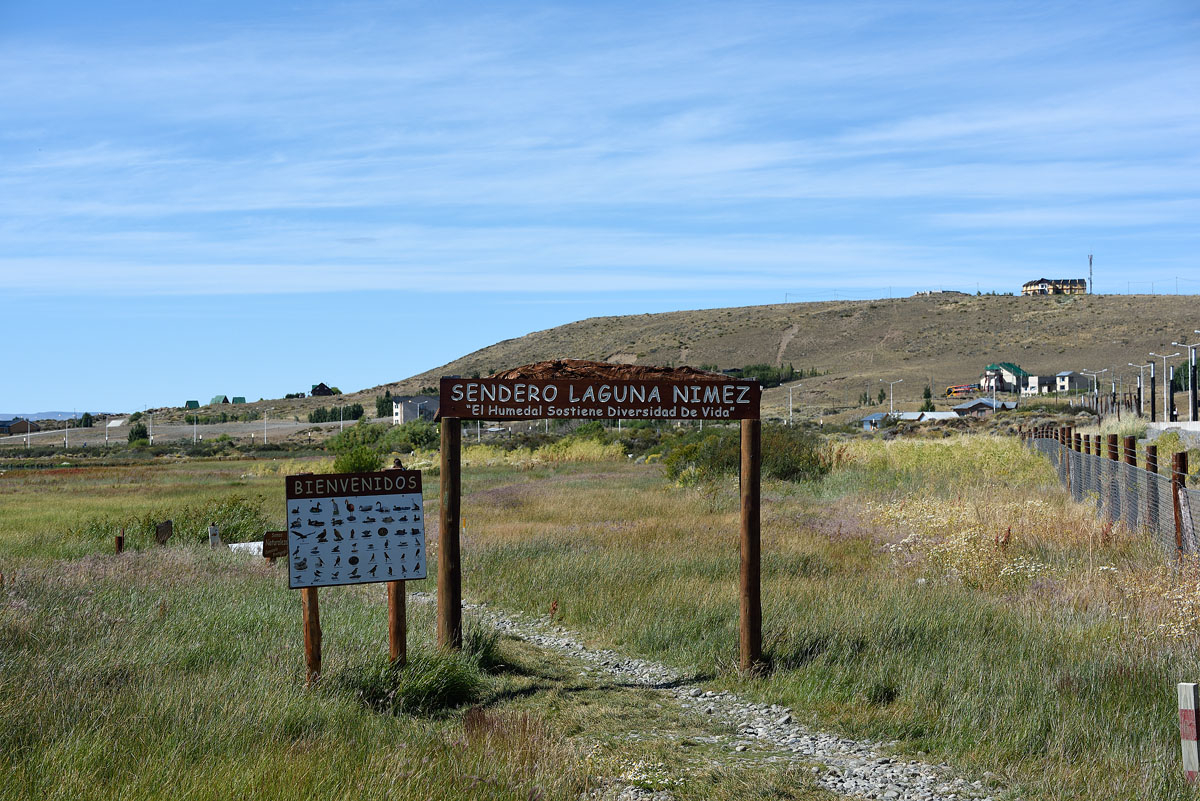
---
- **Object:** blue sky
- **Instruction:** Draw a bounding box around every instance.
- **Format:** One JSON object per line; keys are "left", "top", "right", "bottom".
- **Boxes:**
{"left": 2, "top": 1, "right": 1197, "bottom": 412}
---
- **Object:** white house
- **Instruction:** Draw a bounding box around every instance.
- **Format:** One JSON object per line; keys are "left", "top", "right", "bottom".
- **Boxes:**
{"left": 1056, "top": 371, "right": 1083, "bottom": 393}
{"left": 392, "top": 395, "right": 437, "bottom": 425}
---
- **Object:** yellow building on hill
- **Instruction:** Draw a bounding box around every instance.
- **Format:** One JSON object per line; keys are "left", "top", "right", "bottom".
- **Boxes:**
{"left": 1021, "top": 278, "right": 1087, "bottom": 295}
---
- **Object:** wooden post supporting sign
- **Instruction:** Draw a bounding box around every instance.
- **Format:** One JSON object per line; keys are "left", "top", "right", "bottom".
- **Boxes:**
{"left": 389, "top": 580, "right": 407, "bottom": 665}
{"left": 302, "top": 587, "right": 321, "bottom": 685}
{"left": 740, "top": 418, "right": 762, "bottom": 673}
{"left": 438, "top": 418, "right": 463, "bottom": 651}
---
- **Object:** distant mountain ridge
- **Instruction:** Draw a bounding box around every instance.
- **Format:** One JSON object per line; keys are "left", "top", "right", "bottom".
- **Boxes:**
{"left": 0, "top": 412, "right": 85, "bottom": 421}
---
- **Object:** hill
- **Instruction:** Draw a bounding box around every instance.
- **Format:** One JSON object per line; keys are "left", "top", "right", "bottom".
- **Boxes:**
{"left": 147, "top": 293, "right": 1198, "bottom": 426}
{"left": 380, "top": 293, "right": 1197, "bottom": 421}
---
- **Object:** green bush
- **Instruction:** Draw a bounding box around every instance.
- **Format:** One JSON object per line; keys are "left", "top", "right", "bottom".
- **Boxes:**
{"left": 72, "top": 494, "right": 271, "bottom": 546}
{"left": 127, "top": 422, "right": 148, "bottom": 443}
{"left": 332, "top": 445, "right": 384, "bottom": 474}
{"left": 662, "top": 424, "right": 829, "bottom": 485}
{"left": 326, "top": 420, "right": 386, "bottom": 454}
{"left": 380, "top": 419, "right": 439, "bottom": 453}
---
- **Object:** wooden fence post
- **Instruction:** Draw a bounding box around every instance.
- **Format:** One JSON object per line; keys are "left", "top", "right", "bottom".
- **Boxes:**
{"left": 388, "top": 581, "right": 406, "bottom": 666}
{"left": 1107, "top": 434, "right": 1120, "bottom": 522}
{"left": 1175, "top": 452, "right": 1189, "bottom": 558}
{"left": 739, "top": 418, "right": 762, "bottom": 674}
{"left": 1147, "top": 444, "right": 1160, "bottom": 541}
{"left": 115, "top": 527, "right": 124, "bottom": 554}
{"left": 438, "top": 418, "right": 463, "bottom": 650}
{"left": 1123, "top": 435, "right": 1138, "bottom": 531}
{"left": 302, "top": 587, "right": 321, "bottom": 686}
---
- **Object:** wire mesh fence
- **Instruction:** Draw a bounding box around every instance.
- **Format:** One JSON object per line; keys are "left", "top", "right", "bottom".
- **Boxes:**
{"left": 1030, "top": 436, "right": 1198, "bottom": 560}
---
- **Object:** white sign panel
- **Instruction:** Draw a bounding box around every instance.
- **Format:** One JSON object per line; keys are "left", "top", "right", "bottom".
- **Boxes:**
{"left": 285, "top": 470, "right": 426, "bottom": 589}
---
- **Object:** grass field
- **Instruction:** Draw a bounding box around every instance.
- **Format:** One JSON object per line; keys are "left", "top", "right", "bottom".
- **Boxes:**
{"left": 2, "top": 433, "right": 1200, "bottom": 799}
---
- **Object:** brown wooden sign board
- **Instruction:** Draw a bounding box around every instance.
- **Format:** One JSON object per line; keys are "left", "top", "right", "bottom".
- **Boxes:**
{"left": 262, "top": 530, "right": 289, "bottom": 559}
{"left": 438, "top": 377, "right": 761, "bottom": 421}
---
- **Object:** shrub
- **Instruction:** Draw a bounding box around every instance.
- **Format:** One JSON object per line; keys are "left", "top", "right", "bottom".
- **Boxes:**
{"left": 127, "top": 423, "right": 148, "bottom": 443}
{"left": 663, "top": 424, "right": 830, "bottom": 485}
{"left": 381, "top": 419, "right": 439, "bottom": 453}
{"left": 332, "top": 445, "right": 384, "bottom": 474}
{"left": 326, "top": 420, "right": 386, "bottom": 454}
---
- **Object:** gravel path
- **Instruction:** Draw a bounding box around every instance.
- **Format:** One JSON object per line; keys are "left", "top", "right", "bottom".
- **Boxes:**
{"left": 409, "top": 592, "right": 1012, "bottom": 801}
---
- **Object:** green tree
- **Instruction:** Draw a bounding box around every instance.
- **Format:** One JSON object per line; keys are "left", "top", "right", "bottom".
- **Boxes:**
{"left": 877, "top": 388, "right": 886, "bottom": 405}
{"left": 923, "top": 385, "right": 932, "bottom": 400}
{"left": 79, "top": 412, "right": 93, "bottom": 428}
{"left": 128, "top": 422, "right": 148, "bottom": 443}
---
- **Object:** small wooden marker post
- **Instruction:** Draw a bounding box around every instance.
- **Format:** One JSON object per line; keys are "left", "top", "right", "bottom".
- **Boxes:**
{"left": 1181, "top": 683, "right": 1200, "bottom": 783}
{"left": 115, "top": 527, "right": 124, "bottom": 554}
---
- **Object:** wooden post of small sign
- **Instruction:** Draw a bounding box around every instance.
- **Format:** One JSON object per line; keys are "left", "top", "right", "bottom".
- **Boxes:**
{"left": 388, "top": 581, "right": 406, "bottom": 666}
{"left": 302, "top": 587, "right": 321, "bottom": 686}
{"left": 740, "top": 418, "right": 762, "bottom": 674}
{"left": 115, "top": 527, "right": 124, "bottom": 554}
{"left": 439, "top": 418, "right": 463, "bottom": 650}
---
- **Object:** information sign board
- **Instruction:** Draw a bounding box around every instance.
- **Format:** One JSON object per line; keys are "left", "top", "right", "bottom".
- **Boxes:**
{"left": 285, "top": 470, "right": 426, "bottom": 589}
{"left": 262, "top": 530, "right": 289, "bottom": 559}
{"left": 438, "top": 377, "right": 760, "bottom": 421}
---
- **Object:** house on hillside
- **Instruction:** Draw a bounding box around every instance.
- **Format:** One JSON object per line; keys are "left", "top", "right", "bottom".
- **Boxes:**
{"left": 980, "top": 363, "right": 1028, "bottom": 393}
{"left": 311, "top": 383, "right": 334, "bottom": 397}
{"left": 1021, "top": 278, "right": 1087, "bottom": 296}
{"left": 861, "top": 412, "right": 890, "bottom": 431}
{"left": 231, "top": 397, "right": 246, "bottom": 404}
{"left": 1056, "top": 371, "right": 1083, "bottom": 393}
{"left": 184, "top": 400, "right": 199, "bottom": 409}
{"left": 953, "top": 398, "right": 1017, "bottom": 417}
{"left": 1021, "top": 374, "right": 1056, "bottom": 396}
{"left": 3, "top": 419, "right": 40, "bottom": 434}
{"left": 210, "top": 395, "right": 229, "bottom": 405}
{"left": 393, "top": 395, "right": 438, "bottom": 425}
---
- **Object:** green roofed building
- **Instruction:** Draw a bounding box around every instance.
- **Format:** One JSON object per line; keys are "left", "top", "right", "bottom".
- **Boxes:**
{"left": 210, "top": 395, "right": 229, "bottom": 405}
{"left": 184, "top": 400, "right": 199, "bottom": 409}
{"left": 980, "top": 363, "right": 1028, "bottom": 393}
{"left": 231, "top": 397, "right": 246, "bottom": 404}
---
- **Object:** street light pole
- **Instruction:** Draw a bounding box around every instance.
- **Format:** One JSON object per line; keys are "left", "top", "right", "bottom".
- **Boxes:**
{"left": 1172, "top": 337, "right": 1200, "bottom": 422}
{"left": 1150, "top": 352, "right": 1181, "bottom": 423}
{"left": 880, "top": 378, "right": 903, "bottom": 416}
{"left": 787, "top": 383, "right": 800, "bottom": 426}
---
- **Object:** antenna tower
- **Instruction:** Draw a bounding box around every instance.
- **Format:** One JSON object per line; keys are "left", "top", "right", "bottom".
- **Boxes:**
{"left": 1088, "top": 254, "right": 1093, "bottom": 294}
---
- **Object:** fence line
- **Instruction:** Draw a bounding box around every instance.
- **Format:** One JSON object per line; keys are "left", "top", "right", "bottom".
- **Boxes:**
{"left": 1026, "top": 427, "right": 1198, "bottom": 560}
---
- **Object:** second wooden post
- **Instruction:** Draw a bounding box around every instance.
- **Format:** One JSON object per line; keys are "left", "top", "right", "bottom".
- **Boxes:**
{"left": 740, "top": 418, "right": 762, "bottom": 674}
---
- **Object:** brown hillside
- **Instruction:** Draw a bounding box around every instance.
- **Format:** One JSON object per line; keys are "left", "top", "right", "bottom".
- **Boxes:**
{"left": 149, "top": 293, "right": 1198, "bottom": 425}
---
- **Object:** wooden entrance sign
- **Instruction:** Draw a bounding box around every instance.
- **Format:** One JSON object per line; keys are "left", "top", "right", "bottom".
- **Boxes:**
{"left": 435, "top": 360, "right": 765, "bottom": 673}
{"left": 285, "top": 469, "right": 426, "bottom": 682}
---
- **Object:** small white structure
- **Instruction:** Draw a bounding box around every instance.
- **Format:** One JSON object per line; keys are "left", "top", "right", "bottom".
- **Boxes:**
{"left": 392, "top": 395, "right": 437, "bottom": 425}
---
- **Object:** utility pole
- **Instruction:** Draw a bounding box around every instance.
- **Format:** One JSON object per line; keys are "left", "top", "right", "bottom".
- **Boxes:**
{"left": 1088, "top": 254, "right": 1093, "bottom": 294}
{"left": 880, "top": 378, "right": 903, "bottom": 416}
